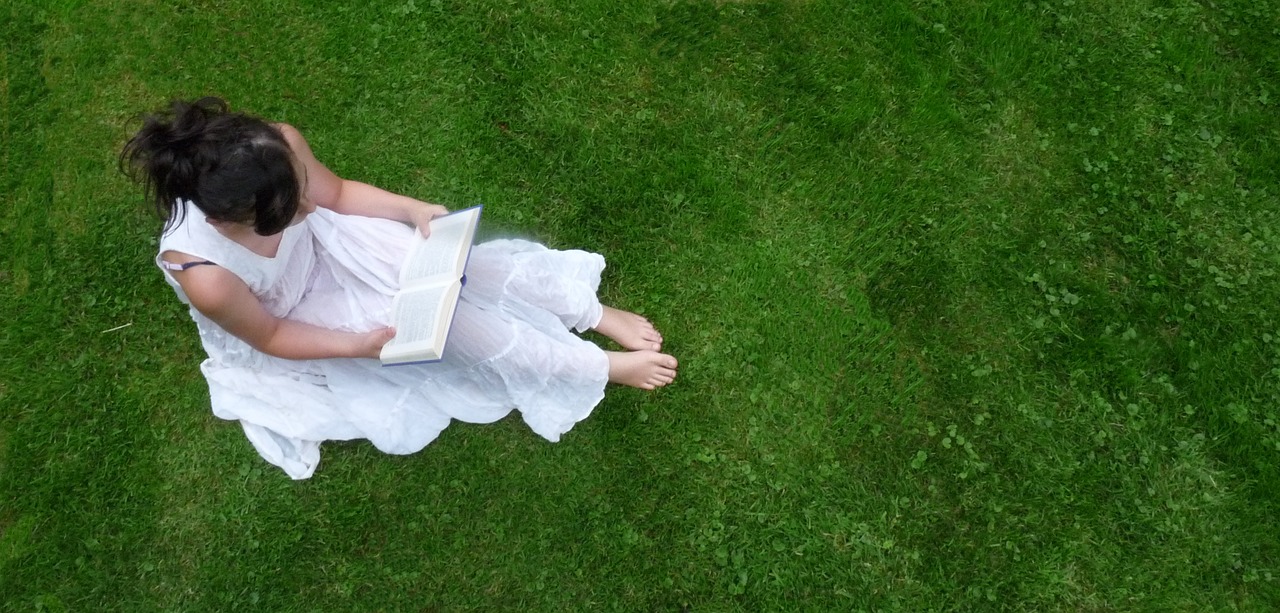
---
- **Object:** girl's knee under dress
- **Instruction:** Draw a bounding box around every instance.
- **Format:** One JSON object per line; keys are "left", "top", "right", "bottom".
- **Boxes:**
{"left": 158, "top": 202, "right": 611, "bottom": 479}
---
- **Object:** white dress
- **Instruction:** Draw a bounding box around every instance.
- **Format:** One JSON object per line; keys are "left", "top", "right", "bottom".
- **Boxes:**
{"left": 157, "top": 202, "right": 611, "bottom": 479}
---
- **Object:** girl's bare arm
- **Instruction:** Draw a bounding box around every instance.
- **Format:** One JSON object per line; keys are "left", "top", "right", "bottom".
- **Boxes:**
{"left": 167, "top": 257, "right": 391, "bottom": 360}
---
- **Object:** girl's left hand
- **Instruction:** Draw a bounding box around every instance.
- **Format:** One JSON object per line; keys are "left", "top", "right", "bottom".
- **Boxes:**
{"left": 408, "top": 203, "right": 450, "bottom": 237}
{"left": 355, "top": 327, "right": 397, "bottom": 359}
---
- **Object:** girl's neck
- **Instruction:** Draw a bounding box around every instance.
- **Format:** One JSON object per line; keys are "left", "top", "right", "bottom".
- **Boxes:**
{"left": 208, "top": 218, "right": 285, "bottom": 258}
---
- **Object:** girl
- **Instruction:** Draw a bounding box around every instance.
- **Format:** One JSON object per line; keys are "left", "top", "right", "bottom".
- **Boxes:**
{"left": 122, "top": 97, "right": 678, "bottom": 479}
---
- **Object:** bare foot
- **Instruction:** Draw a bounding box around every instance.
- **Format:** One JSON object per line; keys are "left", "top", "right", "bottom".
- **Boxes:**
{"left": 606, "top": 350, "right": 678, "bottom": 390}
{"left": 595, "top": 306, "right": 663, "bottom": 351}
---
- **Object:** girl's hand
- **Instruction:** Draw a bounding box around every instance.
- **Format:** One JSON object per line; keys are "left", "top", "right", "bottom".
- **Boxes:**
{"left": 356, "top": 327, "right": 397, "bottom": 359}
{"left": 408, "top": 203, "right": 450, "bottom": 237}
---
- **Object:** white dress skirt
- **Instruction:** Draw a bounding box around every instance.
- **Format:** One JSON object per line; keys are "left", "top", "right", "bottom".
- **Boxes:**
{"left": 157, "top": 202, "right": 610, "bottom": 479}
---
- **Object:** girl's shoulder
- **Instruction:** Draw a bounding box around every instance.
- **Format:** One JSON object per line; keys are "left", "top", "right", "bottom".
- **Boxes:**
{"left": 162, "top": 254, "right": 254, "bottom": 319}
{"left": 272, "top": 123, "right": 305, "bottom": 149}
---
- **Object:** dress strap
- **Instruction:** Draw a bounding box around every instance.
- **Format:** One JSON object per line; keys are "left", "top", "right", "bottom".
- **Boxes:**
{"left": 160, "top": 260, "right": 218, "bottom": 271}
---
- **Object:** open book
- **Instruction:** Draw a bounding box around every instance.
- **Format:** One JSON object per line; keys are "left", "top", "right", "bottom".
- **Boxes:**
{"left": 379, "top": 205, "right": 482, "bottom": 366}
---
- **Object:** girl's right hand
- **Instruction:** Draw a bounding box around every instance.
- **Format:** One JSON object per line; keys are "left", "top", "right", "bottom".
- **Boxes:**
{"left": 408, "top": 203, "right": 450, "bottom": 237}
{"left": 356, "top": 327, "right": 397, "bottom": 359}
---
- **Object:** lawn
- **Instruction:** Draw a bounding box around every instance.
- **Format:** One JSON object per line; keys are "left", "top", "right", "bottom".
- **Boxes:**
{"left": 2, "top": 0, "right": 1279, "bottom": 610}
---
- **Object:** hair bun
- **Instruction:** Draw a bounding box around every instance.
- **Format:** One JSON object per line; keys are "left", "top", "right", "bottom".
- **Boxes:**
{"left": 164, "top": 97, "right": 229, "bottom": 148}
{"left": 121, "top": 97, "right": 239, "bottom": 213}
{"left": 121, "top": 97, "right": 299, "bottom": 236}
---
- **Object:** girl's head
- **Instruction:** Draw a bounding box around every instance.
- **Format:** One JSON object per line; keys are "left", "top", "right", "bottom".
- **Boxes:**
{"left": 121, "top": 97, "right": 301, "bottom": 236}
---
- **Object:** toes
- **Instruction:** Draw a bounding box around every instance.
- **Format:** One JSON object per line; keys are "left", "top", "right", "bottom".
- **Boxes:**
{"left": 652, "top": 366, "right": 676, "bottom": 385}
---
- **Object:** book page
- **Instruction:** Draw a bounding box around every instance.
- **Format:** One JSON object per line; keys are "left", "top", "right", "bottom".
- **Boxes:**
{"left": 381, "top": 280, "right": 464, "bottom": 365}
{"left": 387, "top": 285, "right": 447, "bottom": 345}
{"left": 399, "top": 208, "right": 481, "bottom": 286}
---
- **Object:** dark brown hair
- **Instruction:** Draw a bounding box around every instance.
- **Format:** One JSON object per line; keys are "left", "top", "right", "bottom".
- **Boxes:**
{"left": 120, "top": 97, "right": 300, "bottom": 236}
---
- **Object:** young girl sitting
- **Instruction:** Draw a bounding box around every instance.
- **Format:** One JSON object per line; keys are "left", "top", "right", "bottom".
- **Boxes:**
{"left": 122, "top": 97, "right": 678, "bottom": 479}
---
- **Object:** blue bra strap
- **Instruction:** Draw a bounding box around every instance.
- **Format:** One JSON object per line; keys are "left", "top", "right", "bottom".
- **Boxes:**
{"left": 160, "top": 260, "right": 218, "bottom": 271}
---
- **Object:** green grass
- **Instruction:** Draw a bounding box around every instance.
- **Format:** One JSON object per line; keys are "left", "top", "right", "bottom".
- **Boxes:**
{"left": 3, "top": 0, "right": 1279, "bottom": 609}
